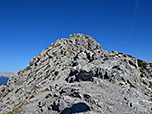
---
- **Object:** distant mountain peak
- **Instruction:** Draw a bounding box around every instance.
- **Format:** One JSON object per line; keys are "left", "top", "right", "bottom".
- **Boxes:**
{"left": 0, "top": 71, "right": 17, "bottom": 78}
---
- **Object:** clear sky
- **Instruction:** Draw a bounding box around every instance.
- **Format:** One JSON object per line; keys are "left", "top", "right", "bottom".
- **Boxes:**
{"left": 0, "top": 0, "right": 152, "bottom": 72}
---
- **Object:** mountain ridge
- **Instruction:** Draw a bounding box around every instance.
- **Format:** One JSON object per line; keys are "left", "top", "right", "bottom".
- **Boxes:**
{"left": 0, "top": 33, "right": 152, "bottom": 114}
{"left": 0, "top": 71, "right": 17, "bottom": 78}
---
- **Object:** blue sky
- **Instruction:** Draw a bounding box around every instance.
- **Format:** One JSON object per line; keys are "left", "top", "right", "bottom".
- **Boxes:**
{"left": 0, "top": 0, "right": 152, "bottom": 72}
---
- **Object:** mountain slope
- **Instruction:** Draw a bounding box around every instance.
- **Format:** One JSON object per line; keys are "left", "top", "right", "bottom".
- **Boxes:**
{"left": 0, "top": 33, "right": 152, "bottom": 114}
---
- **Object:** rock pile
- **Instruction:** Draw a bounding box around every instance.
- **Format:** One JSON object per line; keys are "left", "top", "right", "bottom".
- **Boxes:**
{"left": 0, "top": 33, "right": 152, "bottom": 114}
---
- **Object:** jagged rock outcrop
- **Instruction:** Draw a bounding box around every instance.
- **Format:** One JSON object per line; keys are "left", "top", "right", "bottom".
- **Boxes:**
{"left": 0, "top": 33, "right": 152, "bottom": 114}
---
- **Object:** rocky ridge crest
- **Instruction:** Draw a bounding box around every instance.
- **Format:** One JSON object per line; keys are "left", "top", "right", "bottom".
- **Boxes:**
{"left": 0, "top": 33, "right": 152, "bottom": 114}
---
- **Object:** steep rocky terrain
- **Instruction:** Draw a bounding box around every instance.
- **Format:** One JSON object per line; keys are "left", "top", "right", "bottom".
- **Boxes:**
{"left": 0, "top": 33, "right": 152, "bottom": 114}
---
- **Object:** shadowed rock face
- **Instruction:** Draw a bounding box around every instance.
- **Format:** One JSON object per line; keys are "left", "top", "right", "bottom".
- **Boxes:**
{"left": 0, "top": 33, "right": 152, "bottom": 114}
{"left": 60, "top": 103, "right": 90, "bottom": 114}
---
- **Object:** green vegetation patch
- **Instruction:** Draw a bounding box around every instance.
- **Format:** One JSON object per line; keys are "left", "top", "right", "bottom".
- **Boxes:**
{"left": 24, "top": 66, "right": 31, "bottom": 71}
{"left": 137, "top": 59, "right": 147, "bottom": 69}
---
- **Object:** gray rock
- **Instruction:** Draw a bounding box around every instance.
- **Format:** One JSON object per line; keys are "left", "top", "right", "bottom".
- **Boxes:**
{"left": 0, "top": 33, "right": 152, "bottom": 114}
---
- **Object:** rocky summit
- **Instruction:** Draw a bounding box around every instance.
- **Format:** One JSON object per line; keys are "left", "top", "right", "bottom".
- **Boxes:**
{"left": 0, "top": 33, "right": 152, "bottom": 114}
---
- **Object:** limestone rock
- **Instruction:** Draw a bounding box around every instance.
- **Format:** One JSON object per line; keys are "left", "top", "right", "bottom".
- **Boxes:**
{"left": 0, "top": 33, "right": 152, "bottom": 114}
